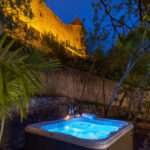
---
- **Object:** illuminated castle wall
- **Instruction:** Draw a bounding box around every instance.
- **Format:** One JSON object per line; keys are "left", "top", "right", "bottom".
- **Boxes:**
{"left": 16, "top": 0, "right": 87, "bottom": 57}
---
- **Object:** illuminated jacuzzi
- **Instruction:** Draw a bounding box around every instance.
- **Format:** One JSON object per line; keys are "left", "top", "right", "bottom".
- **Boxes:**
{"left": 25, "top": 114, "right": 133, "bottom": 150}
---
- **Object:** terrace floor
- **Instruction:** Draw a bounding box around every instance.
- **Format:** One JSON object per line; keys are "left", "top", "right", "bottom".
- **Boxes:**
{"left": 134, "top": 122, "right": 150, "bottom": 150}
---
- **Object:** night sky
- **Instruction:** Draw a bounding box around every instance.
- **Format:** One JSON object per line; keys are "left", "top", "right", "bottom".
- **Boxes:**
{"left": 45, "top": 0, "right": 116, "bottom": 51}
{"left": 46, "top": 0, "right": 94, "bottom": 29}
{"left": 45, "top": 0, "right": 138, "bottom": 51}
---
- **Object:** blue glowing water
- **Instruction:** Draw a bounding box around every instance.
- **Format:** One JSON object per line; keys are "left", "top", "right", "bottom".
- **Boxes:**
{"left": 41, "top": 118, "right": 127, "bottom": 140}
{"left": 49, "top": 121, "right": 118, "bottom": 139}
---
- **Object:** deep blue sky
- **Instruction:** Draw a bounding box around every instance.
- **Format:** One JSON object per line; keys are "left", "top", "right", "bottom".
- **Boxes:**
{"left": 45, "top": 0, "right": 121, "bottom": 51}
{"left": 45, "top": 0, "right": 138, "bottom": 51}
{"left": 46, "top": 0, "right": 94, "bottom": 30}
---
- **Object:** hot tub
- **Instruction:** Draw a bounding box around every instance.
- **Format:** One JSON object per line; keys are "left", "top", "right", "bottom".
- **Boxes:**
{"left": 25, "top": 114, "right": 133, "bottom": 150}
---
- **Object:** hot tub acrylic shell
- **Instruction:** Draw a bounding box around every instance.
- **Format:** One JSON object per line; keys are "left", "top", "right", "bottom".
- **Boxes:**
{"left": 25, "top": 117, "right": 133, "bottom": 150}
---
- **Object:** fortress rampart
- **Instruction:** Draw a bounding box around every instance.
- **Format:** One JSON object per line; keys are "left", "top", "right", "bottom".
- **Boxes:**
{"left": 12, "top": 0, "right": 87, "bottom": 57}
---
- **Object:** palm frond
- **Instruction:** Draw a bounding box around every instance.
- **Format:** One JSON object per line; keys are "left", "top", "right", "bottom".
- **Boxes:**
{"left": 0, "top": 39, "right": 16, "bottom": 59}
{"left": 0, "top": 31, "right": 61, "bottom": 141}
{"left": 0, "top": 33, "right": 7, "bottom": 49}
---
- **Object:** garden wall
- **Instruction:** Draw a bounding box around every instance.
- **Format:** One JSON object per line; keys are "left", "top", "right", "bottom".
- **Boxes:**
{"left": 42, "top": 67, "right": 150, "bottom": 111}
{"left": 42, "top": 67, "right": 125, "bottom": 106}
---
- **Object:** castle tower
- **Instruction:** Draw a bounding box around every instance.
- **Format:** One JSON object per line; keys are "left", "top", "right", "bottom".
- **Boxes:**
{"left": 70, "top": 17, "right": 83, "bottom": 26}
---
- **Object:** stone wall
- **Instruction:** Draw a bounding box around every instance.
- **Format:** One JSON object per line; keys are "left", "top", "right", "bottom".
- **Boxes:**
{"left": 42, "top": 67, "right": 123, "bottom": 106}
{"left": 42, "top": 67, "right": 150, "bottom": 109}
{"left": 6, "top": 0, "right": 86, "bottom": 57}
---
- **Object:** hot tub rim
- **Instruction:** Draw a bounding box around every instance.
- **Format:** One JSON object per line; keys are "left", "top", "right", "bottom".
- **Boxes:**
{"left": 25, "top": 117, "right": 134, "bottom": 149}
